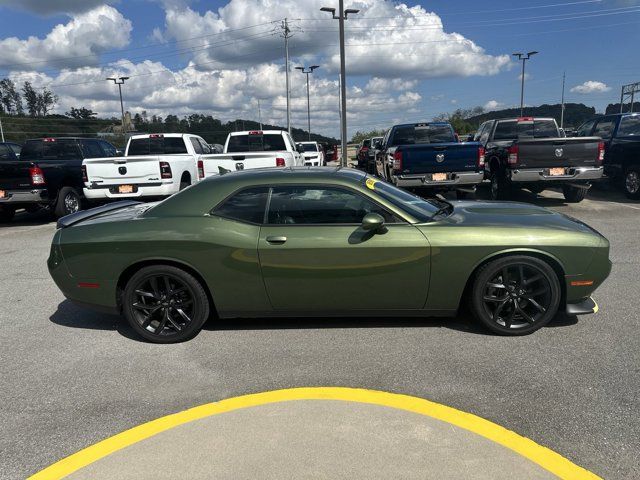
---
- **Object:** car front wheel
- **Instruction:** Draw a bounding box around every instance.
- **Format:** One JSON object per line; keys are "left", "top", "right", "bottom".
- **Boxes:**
{"left": 122, "top": 265, "right": 210, "bottom": 343}
{"left": 470, "top": 255, "right": 561, "bottom": 335}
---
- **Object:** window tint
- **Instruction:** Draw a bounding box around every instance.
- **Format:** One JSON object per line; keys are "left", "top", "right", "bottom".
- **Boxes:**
{"left": 617, "top": 116, "right": 640, "bottom": 136}
{"left": 301, "top": 143, "right": 318, "bottom": 152}
{"left": 390, "top": 124, "right": 455, "bottom": 145}
{"left": 372, "top": 180, "right": 439, "bottom": 222}
{"left": 100, "top": 141, "right": 117, "bottom": 157}
{"left": 593, "top": 118, "right": 616, "bottom": 140}
{"left": 189, "top": 137, "right": 203, "bottom": 154}
{"left": 20, "top": 139, "right": 81, "bottom": 161}
{"left": 0, "top": 144, "right": 12, "bottom": 160}
{"left": 575, "top": 120, "right": 596, "bottom": 137}
{"left": 213, "top": 187, "right": 268, "bottom": 224}
{"left": 227, "top": 133, "right": 287, "bottom": 152}
{"left": 197, "top": 139, "right": 211, "bottom": 154}
{"left": 267, "top": 186, "right": 394, "bottom": 225}
{"left": 127, "top": 137, "right": 188, "bottom": 155}
{"left": 493, "top": 120, "right": 558, "bottom": 140}
{"left": 80, "top": 140, "right": 104, "bottom": 158}
{"left": 9, "top": 144, "right": 21, "bottom": 156}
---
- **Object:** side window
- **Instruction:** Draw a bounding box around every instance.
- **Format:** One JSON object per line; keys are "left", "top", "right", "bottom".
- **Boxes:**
{"left": 575, "top": 120, "right": 596, "bottom": 137}
{"left": 189, "top": 137, "right": 203, "bottom": 154}
{"left": 0, "top": 145, "right": 12, "bottom": 160}
{"left": 212, "top": 187, "right": 269, "bottom": 224}
{"left": 9, "top": 144, "right": 21, "bottom": 156}
{"left": 100, "top": 141, "right": 117, "bottom": 157}
{"left": 267, "top": 186, "right": 396, "bottom": 225}
{"left": 163, "top": 137, "right": 188, "bottom": 154}
{"left": 197, "top": 138, "right": 211, "bottom": 154}
{"left": 617, "top": 116, "right": 640, "bottom": 137}
{"left": 592, "top": 118, "right": 616, "bottom": 140}
{"left": 80, "top": 140, "right": 105, "bottom": 159}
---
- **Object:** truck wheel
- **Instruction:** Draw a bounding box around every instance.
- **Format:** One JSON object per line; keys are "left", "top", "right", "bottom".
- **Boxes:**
{"left": 562, "top": 185, "right": 587, "bottom": 203}
{"left": 490, "top": 171, "right": 511, "bottom": 200}
{"left": 624, "top": 167, "right": 640, "bottom": 199}
{"left": 0, "top": 206, "right": 15, "bottom": 222}
{"left": 54, "top": 187, "right": 82, "bottom": 218}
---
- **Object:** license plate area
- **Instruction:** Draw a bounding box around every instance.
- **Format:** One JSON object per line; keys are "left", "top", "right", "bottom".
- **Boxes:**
{"left": 110, "top": 185, "right": 137, "bottom": 194}
{"left": 431, "top": 173, "right": 448, "bottom": 182}
{"left": 0, "top": 190, "right": 6, "bottom": 199}
{"left": 548, "top": 167, "right": 566, "bottom": 176}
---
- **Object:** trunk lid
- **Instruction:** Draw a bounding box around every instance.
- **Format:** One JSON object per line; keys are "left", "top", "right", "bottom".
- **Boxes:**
{"left": 84, "top": 155, "right": 164, "bottom": 185}
{"left": 515, "top": 137, "right": 601, "bottom": 168}
{"left": 398, "top": 142, "right": 480, "bottom": 174}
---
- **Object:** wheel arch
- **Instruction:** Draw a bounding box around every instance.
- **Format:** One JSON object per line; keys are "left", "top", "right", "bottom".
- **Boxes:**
{"left": 459, "top": 248, "right": 567, "bottom": 312}
{"left": 116, "top": 258, "right": 218, "bottom": 317}
{"left": 180, "top": 170, "right": 191, "bottom": 184}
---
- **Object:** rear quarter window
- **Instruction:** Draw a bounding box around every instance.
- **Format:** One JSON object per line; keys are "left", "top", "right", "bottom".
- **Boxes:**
{"left": 617, "top": 116, "right": 640, "bottom": 136}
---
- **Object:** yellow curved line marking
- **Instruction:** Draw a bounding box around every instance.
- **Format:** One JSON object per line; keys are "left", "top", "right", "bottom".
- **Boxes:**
{"left": 29, "top": 387, "right": 600, "bottom": 480}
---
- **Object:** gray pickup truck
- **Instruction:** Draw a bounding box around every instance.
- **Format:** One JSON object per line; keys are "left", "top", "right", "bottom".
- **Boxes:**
{"left": 476, "top": 117, "right": 603, "bottom": 202}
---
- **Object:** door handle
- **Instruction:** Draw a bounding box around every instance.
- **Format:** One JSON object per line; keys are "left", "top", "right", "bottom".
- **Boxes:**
{"left": 266, "top": 236, "right": 287, "bottom": 244}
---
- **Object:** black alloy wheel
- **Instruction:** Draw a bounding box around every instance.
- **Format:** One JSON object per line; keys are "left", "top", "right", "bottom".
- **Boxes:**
{"left": 123, "top": 265, "right": 209, "bottom": 343}
{"left": 55, "top": 186, "right": 82, "bottom": 218}
{"left": 471, "top": 256, "right": 561, "bottom": 335}
{"left": 624, "top": 167, "right": 640, "bottom": 199}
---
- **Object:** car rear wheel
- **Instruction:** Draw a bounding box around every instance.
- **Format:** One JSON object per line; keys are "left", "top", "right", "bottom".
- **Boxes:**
{"left": 470, "top": 255, "right": 561, "bottom": 335}
{"left": 490, "top": 170, "right": 511, "bottom": 200}
{"left": 624, "top": 167, "right": 640, "bottom": 199}
{"left": 562, "top": 185, "right": 587, "bottom": 203}
{"left": 122, "top": 265, "right": 210, "bottom": 343}
{"left": 54, "top": 187, "right": 82, "bottom": 218}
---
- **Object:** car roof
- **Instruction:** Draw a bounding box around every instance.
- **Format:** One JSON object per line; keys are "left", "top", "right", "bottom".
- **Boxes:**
{"left": 393, "top": 122, "right": 450, "bottom": 128}
{"left": 228, "top": 130, "right": 286, "bottom": 136}
{"left": 129, "top": 133, "right": 196, "bottom": 139}
{"left": 203, "top": 166, "right": 365, "bottom": 186}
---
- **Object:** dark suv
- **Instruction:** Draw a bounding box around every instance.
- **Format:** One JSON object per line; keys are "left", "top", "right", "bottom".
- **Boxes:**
{"left": 0, "top": 137, "right": 118, "bottom": 222}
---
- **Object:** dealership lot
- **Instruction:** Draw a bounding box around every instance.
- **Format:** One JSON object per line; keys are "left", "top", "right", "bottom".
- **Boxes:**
{"left": 0, "top": 182, "right": 639, "bottom": 479}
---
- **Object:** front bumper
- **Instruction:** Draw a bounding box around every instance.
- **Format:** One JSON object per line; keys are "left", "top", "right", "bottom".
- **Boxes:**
{"left": 510, "top": 166, "right": 604, "bottom": 184}
{"left": 566, "top": 296, "right": 599, "bottom": 315}
{"left": 84, "top": 181, "right": 176, "bottom": 199}
{"left": 303, "top": 155, "right": 321, "bottom": 166}
{"left": 393, "top": 171, "right": 484, "bottom": 188}
{"left": 0, "top": 188, "right": 48, "bottom": 205}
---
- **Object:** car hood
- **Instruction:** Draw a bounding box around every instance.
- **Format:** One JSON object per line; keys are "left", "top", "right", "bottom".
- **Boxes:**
{"left": 440, "top": 200, "right": 601, "bottom": 235}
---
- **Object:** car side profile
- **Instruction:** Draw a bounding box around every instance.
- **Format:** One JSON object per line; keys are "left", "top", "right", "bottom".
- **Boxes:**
{"left": 48, "top": 168, "right": 611, "bottom": 343}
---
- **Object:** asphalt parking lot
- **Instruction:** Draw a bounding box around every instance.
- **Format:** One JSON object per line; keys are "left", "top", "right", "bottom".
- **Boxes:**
{"left": 1, "top": 181, "right": 639, "bottom": 479}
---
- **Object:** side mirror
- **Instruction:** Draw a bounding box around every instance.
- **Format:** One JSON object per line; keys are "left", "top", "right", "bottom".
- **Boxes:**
{"left": 374, "top": 141, "right": 382, "bottom": 149}
{"left": 361, "top": 212, "right": 385, "bottom": 232}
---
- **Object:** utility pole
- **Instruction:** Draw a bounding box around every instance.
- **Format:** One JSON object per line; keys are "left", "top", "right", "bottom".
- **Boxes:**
{"left": 280, "top": 18, "right": 293, "bottom": 134}
{"left": 257, "top": 99, "right": 263, "bottom": 130}
{"left": 512, "top": 51, "right": 538, "bottom": 117}
{"left": 321, "top": 3, "right": 359, "bottom": 166}
{"left": 106, "top": 76, "right": 130, "bottom": 132}
{"left": 295, "top": 65, "right": 320, "bottom": 140}
{"left": 560, "top": 71, "right": 566, "bottom": 129}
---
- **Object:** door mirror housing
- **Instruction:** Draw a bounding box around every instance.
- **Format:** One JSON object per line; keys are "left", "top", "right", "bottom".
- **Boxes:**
{"left": 361, "top": 212, "right": 385, "bottom": 232}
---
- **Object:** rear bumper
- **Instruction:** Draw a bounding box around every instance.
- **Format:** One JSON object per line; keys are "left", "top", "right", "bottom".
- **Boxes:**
{"left": 509, "top": 166, "right": 604, "bottom": 184}
{"left": 83, "top": 181, "right": 177, "bottom": 199}
{"left": 393, "top": 171, "right": 484, "bottom": 188}
{"left": 0, "top": 188, "right": 48, "bottom": 205}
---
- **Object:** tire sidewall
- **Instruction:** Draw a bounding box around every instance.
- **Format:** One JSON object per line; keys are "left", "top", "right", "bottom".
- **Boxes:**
{"left": 55, "top": 187, "right": 82, "bottom": 218}
{"left": 624, "top": 167, "right": 640, "bottom": 199}
{"left": 122, "top": 265, "right": 210, "bottom": 343}
{"left": 471, "top": 255, "right": 561, "bottom": 335}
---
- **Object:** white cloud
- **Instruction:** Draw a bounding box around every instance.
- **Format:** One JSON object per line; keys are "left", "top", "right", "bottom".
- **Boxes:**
{"left": 0, "top": 6, "right": 131, "bottom": 70}
{"left": 430, "top": 94, "right": 444, "bottom": 101}
{"left": 570, "top": 80, "right": 611, "bottom": 94}
{"left": 0, "top": 0, "right": 118, "bottom": 15}
{"left": 483, "top": 100, "right": 504, "bottom": 111}
{"left": 518, "top": 73, "right": 531, "bottom": 81}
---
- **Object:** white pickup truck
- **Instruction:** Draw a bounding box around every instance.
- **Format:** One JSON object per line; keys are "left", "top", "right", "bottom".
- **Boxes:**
{"left": 82, "top": 133, "right": 211, "bottom": 201}
{"left": 199, "top": 130, "right": 303, "bottom": 177}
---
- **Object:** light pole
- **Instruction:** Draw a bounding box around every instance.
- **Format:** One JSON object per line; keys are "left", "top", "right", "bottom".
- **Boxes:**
{"left": 321, "top": 3, "right": 359, "bottom": 166}
{"left": 295, "top": 65, "right": 320, "bottom": 140}
{"left": 512, "top": 51, "right": 538, "bottom": 117}
{"left": 106, "top": 76, "right": 130, "bottom": 132}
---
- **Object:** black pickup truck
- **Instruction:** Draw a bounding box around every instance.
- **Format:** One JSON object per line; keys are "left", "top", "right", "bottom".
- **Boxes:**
{"left": 475, "top": 117, "right": 603, "bottom": 202}
{"left": 575, "top": 113, "right": 640, "bottom": 198}
{"left": 0, "top": 137, "right": 118, "bottom": 222}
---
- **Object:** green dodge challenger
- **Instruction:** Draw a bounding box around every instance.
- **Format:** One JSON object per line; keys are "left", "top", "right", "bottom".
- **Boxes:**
{"left": 48, "top": 167, "right": 611, "bottom": 343}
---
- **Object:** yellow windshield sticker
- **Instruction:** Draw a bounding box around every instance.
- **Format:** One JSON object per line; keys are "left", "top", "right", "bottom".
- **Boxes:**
{"left": 366, "top": 178, "right": 378, "bottom": 190}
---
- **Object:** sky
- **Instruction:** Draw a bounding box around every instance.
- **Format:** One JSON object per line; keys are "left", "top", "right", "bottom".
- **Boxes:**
{"left": 0, "top": 0, "right": 638, "bottom": 138}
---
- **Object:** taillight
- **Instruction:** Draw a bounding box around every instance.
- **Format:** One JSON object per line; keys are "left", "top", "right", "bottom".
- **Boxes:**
{"left": 81, "top": 165, "right": 88, "bottom": 183}
{"left": 276, "top": 157, "right": 285, "bottom": 167}
{"left": 597, "top": 141, "right": 605, "bottom": 166}
{"left": 362, "top": 147, "right": 369, "bottom": 152}
{"left": 507, "top": 145, "right": 519, "bottom": 165}
{"left": 477, "top": 146, "right": 485, "bottom": 169}
{"left": 197, "top": 160, "right": 204, "bottom": 179}
{"left": 159, "top": 161, "right": 172, "bottom": 179}
{"left": 29, "top": 166, "right": 45, "bottom": 186}
{"left": 393, "top": 150, "right": 403, "bottom": 171}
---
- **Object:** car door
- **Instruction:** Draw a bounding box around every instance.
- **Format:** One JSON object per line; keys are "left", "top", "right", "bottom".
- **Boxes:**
{"left": 258, "top": 185, "right": 430, "bottom": 312}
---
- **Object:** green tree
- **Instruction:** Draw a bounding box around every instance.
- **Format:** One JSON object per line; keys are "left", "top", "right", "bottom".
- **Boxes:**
{"left": 22, "top": 81, "right": 39, "bottom": 116}
{"left": 0, "top": 79, "right": 23, "bottom": 114}
{"left": 350, "top": 129, "right": 386, "bottom": 144}
{"left": 66, "top": 107, "right": 98, "bottom": 119}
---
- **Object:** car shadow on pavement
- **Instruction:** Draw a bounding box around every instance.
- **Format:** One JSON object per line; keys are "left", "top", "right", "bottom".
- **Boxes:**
{"left": 50, "top": 300, "right": 579, "bottom": 342}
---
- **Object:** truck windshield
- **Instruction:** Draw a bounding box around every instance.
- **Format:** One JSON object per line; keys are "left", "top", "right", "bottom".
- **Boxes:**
{"left": 21, "top": 139, "right": 81, "bottom": 161}
{"left": 128, "top": 137, "right": 188, "bottom": 155}
{"left": 227, "top": 134, "right": 287, "bottom": 152}
{"left": 493, "top": 120, "right": 559, "bottom": 140}
{"left": 301, "top": 143, "right": 318, "bottom": 152}
{"left": 370, "top": 178, "right": 439, "bottom": 222}
{"left": 391, "top": 124, "right": 455, "bottom": 145}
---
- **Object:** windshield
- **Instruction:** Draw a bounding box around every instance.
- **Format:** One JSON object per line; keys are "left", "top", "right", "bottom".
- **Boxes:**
{"left": 493, "top": 120, "right": 559, "bottom": 140}
{"left": 227, "top": 133, "right": 287, "bottom": 152}
{"left": 368, "top": 177, "right": 440, "bottom": 222}
{"left": 390, "top": 124, "right": 455, "bottom": 145}
{"left": 301, "top": 143, "right": 318, "bottom": 152}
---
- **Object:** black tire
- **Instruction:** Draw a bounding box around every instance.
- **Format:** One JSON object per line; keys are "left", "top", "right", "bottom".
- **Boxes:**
{"left": 469, "top": 255, "right": 561, "bottom": 335}
{"left": 562, "top": 185, "right": 587, "bottom": 203}
{"left": 54, "top": 186, "right": 82, "bottom": 218}
{"left": 0, "top": 206, "right": 15, "bottom": 222}
{"left": 623, "top": 167, "right": 640, "bottom": 199}
{"left": 490, "top": 170, "right": 511, "bottom": 200}
{"left": 122, "top": 265, "right": 210, "bottom": 343}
